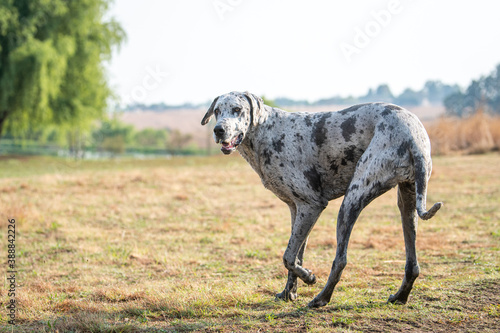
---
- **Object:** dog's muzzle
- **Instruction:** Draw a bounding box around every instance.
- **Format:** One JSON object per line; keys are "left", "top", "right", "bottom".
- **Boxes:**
{"left": 214, "top": 125, "right": 243, "bottom": 154}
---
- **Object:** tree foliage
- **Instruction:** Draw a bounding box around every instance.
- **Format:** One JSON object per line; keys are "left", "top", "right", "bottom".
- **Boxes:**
{"left": 134, "top": 128, "right": 167, "bottom": 148}
{"left": 0, "top": 0, "right": 125, "bottom": 137}
{"left": 445, "top": 64, "right": 500, "bottom": 117}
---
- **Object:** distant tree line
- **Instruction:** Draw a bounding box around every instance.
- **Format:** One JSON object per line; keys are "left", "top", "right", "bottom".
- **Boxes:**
{"left": 444, "top": 64, "right": 500, "bottom": 117}
{"left": 122, "top": 102, "right": 200, "bottom": 112}
{"left": 124, "top": 80, "right": 460, "bottom": 113}
{"left": 90, "top": 117, "right": 194, "bottom": 155}
{"left": 120, "top": 64, "right": 500, "bottom": 120}
{"left": 0, "top": 116, "right": 196, "bottom": 156}
{"left": 275, "top": 80, "right": 460, "bottom": 108}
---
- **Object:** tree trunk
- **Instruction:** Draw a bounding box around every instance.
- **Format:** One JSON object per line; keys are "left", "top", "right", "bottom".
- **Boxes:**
{"left": 0, "top": 110, "right": 8, "bottom": 138}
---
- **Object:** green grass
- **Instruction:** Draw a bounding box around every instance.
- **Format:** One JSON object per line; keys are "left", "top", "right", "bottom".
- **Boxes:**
{"left": 0, "top": 154, "right": 499, "bottom": 332}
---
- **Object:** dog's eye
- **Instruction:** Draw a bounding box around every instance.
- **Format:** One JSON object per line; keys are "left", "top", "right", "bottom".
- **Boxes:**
{"left": 232, "top": 107, "right": 241, "bottom": 114}
{"left": 214, "top": 108, "right": 220, "bottom": 116}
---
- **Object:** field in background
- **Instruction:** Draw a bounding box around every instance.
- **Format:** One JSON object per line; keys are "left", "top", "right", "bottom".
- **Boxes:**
{"left": 0, "top": 154, "right": 498, "bottom": 332}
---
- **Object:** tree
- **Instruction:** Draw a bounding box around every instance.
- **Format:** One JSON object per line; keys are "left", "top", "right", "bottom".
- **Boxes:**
{"left": 134, "top": 128, "right": 167, "bottom": 148}
{"left": 0, "top": 0, "right": 125, "bottom": 138}
{"left": 423, "top": 80, "right": 460, "bottom": 105}
{"left": 395, "top": 88, "right": 422, "bottom": 106}
{"left": 445, "top": 64, "right": 500, "bottom": 116}
{"left": 166, "top": 129, "right": 193, "bottom": 154}
{"left": 360, "top": 84, "right": 394, "bottom": 103}
{"left": 92, "top": 116, "right": 134, "bottom": 152}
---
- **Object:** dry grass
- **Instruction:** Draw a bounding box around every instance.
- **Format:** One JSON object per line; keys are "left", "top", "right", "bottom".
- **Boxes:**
{"left": 0, "top": 154, "right": 499, "bottom": 332}
{"left": 425, "top": 111, "right": 500, "bottom": 155}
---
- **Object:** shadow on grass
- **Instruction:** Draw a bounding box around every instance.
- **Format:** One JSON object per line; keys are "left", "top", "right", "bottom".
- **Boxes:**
{"left": 12, "top": 279, "right": 500, "bottom": 332}
{"left": 5, "top": 299, "right": 394, "bottom": 332}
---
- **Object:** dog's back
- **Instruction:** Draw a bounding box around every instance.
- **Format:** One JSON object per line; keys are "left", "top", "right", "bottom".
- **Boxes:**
{"left": 239, "top": 103, "right": 432, "bottom": 208}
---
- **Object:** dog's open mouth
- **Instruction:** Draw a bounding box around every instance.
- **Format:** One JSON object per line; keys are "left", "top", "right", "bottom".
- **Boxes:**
{"left": 220, "top": 133, "right": 243, "bottom": 154}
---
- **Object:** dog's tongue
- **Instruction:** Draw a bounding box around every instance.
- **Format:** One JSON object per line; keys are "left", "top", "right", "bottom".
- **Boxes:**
{"left": 222, "top": 135, "right": 239, "bottom": 149}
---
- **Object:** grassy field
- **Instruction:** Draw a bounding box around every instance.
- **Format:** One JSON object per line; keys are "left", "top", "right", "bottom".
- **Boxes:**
{"left": 0, "top": 153, "right": 499, "bottom": 332}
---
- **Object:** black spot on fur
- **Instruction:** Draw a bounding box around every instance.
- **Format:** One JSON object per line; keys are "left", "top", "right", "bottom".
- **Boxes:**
{"left": 350, "top": 184, "right": 359, "bottom": 191}
{"left": 339, "top": 103, "right": 370, "bottom": 115}
{"left": 378, "top": 123, "right": 386, "bottom": 132}
{"left": 397, "top": 140, "right": 411, "bottom": 157}
{"left": 389, "top": 125, "right": 394, "bottom": 131}
{"left": 303, "top": 167, "right": 322, "bottom": 193}
{"left": 292, "top": 191, "right": 301, "bottom": 199}
{"left": 262, "top": 148, "right": 273, "bottom": 165}
{"left": 312, "top": 113, "right": 331, "bottom": 147}
{"left": 340, "top": 116, "right": 357, "bottom": 141}
{"left": 272, "top": 134, "right": 285, "bottom": 153}
{"left": 305, "top": 115, "right": 313, "bottom": 127}
{"left": 341, "top": 158, "right": 347, "bottom": 166}
{"left": 382, "top": 104, "right": 402, "bottom": 117}
{"left": 295, "top": 133, "right": 304, "bottom": 141}
{"left": 279, "top": 163, "right": 284, "bottom": 167}
{"left": 343, "top": 145, "right": 357, "bottom": 163}
{"left": 386, "top": 104, "right": 402, "bottom": 111}
{"left": 330, "top": 160, "right": 339, "bottom": 173}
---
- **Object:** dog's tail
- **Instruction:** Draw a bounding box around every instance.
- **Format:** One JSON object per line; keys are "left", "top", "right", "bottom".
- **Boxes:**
{"left": 412, "top": 149, "right": 442, "bottom": 220}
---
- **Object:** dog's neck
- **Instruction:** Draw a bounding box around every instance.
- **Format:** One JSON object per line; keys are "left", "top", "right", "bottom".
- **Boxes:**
{"left": 238, "top": 105, "right": 280, "bottom": 176}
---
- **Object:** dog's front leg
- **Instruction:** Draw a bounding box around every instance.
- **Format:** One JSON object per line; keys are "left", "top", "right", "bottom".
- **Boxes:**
{"left": 281, "top": 204, "right": 324, "bottom": 292}
{"left": 276, "top": 239, "right": 308, "bottom": 301}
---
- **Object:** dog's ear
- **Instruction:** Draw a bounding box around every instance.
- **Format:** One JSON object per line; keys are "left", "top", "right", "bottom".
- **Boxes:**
{"left": 243, "top": 91, "right": 265, "bottom": 127}
{"left": 201, "top": 96, "right": 219, "bottom": 126}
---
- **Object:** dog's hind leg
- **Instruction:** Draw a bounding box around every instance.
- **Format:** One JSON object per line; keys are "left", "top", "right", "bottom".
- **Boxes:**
{"left": 388, "top": 182, "right": 420, "bottom": 304}
{"left": 308, "top": 159, "right": 395, "bottom": 308}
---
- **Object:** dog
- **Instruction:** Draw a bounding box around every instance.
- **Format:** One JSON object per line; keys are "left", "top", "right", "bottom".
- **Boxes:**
{"left": 201, "top": 91, "right": 442, "bottom": 308}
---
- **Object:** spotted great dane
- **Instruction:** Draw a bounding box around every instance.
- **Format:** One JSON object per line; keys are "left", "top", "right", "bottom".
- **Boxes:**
{"left": 201, "top": 91, "right": 442, "bottom": 308}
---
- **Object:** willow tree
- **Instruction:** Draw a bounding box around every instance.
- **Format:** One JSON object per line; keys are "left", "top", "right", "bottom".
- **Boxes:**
{"left": 0, "top": 0, "right": 125, "bottom": 138}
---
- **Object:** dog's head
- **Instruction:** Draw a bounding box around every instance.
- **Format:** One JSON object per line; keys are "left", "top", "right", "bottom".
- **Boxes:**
{"left": 201, "top": 91, "right": 266, "bottom": 155}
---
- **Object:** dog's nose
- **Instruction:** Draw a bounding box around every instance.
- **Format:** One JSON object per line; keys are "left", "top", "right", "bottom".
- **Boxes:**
{"left": 214, "top": 125, "right": 225, "bottom": 137}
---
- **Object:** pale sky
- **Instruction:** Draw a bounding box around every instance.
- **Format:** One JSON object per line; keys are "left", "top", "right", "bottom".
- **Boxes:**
{"left": 106, "top": 0, "right": 500, "bottom": 106}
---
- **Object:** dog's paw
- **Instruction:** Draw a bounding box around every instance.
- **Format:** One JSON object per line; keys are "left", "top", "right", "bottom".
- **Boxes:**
{"left": 304, "top": 269, "right": 317, "bottom": 285}
{"left": 307, "top": 296, "right": 329, "bottom": 308}
{"left": 387, "top": 293, "right": 408, "bottom": 305}
{"left": 275, "top": 290, "right": 297, "bottom": 302}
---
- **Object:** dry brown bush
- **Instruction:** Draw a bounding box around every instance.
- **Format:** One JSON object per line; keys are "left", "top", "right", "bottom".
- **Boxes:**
{"left": 425, "top": 110, "right": 500, "bottom": 155}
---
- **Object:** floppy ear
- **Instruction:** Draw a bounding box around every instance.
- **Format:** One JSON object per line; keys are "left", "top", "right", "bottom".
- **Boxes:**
{"left": 201, "top": 96, "right": 219, "bottom": 126}
{"left": 243, "top": 91, "right": 265, "bottom": 127}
